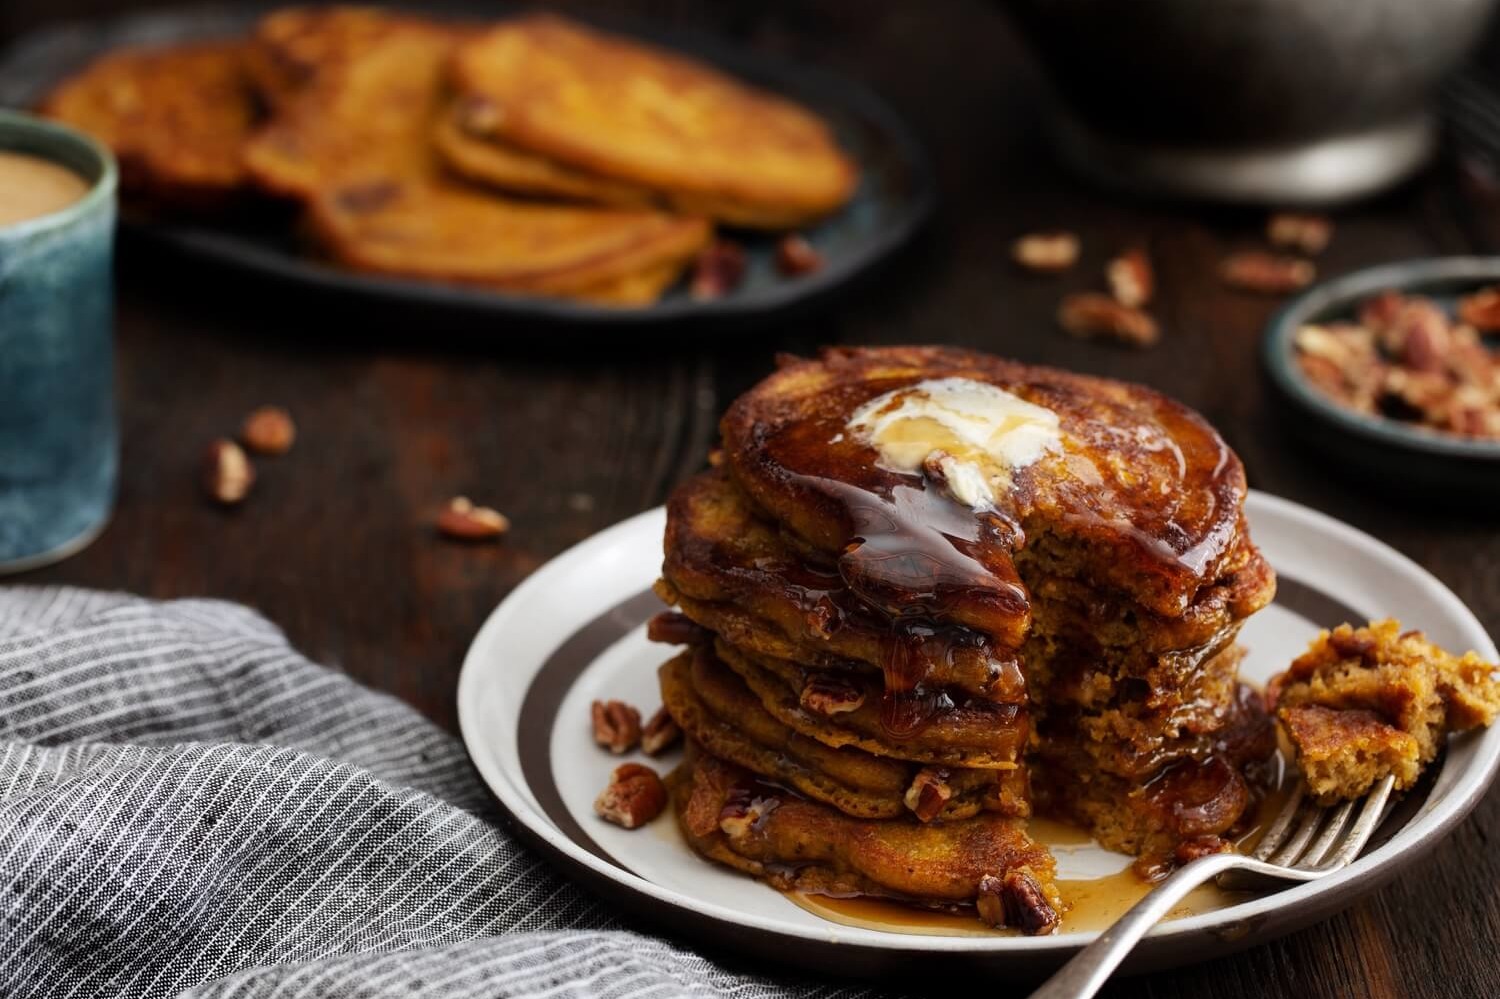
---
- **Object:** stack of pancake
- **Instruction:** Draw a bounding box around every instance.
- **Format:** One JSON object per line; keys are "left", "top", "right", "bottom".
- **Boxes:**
{"left": 38, "top": 7, "right": 857, "bottom": 306}
{"left": 651, "top": 346, "right": 1278, "bottom": 930}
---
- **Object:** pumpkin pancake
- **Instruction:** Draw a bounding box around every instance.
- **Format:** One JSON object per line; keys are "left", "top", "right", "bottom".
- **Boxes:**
{"left": 448, "top": 15, "right": 858, "bottom": 228}
{"left": 242, "top": 13, "right": 453, "bottom": 200}
{"left": 307, "top": 181, "right": 710, "bottom": 298}
{"left": 243, "top": 6, "right": 397, "bottom": 114}
{"left": 39, "top": 40, "right": 259, "bottom": 210}
{"left": 660, "top": 649, "right": 1025, "bottom": 822}
{"left": 668, "top": 746, "right": 1062, "bottom": 933}
{"left": 434, "top": 99, "right": 658, "bottom": 208}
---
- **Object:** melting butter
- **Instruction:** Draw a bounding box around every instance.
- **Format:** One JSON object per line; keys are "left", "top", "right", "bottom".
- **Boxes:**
{"left": 846, "top": 377, "right": 1062, "bottom": 508}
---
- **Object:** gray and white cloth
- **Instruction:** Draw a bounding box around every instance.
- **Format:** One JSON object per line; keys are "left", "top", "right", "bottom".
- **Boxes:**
{"left": 0, "top": 587, "right": 862, "bottom": 999}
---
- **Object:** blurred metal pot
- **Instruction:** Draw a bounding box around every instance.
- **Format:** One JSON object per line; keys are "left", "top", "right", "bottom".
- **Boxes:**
{"left": 1003, "top": 0, "right": 1499, "bottom": 204}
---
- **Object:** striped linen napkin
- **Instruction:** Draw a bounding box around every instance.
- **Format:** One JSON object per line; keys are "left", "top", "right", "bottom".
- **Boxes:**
{"left": 0, "top": 587, "right": 855, "bottom": 999}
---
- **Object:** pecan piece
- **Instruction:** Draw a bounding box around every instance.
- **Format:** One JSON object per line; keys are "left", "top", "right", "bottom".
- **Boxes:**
{"left": 904, "top": 767, "right": 953, "bottom": 822}
{"left": 690, "top": 240, "right": 747, "bottom": 300}
{"left": 645, "top": 611, "right": 709, "bottom": 646}
{"left": 641, "top": 706, "right": 681, "bottom": 756}
{"left": 775, "top": 234, "right": 823, "bottom": 276}
{"left": 240, "top": 405, "right": 296, "bottom": 455}
{"left": 1267, "top": 213, "right": 1332, "bottom": 255}
{"left": 1057, "top": 292, "right": 1159, "bottom": 347}
{"left": 594, "top": 763, "right": 666, "bottom": 829}
{"left": 591, "top": 699, "right": 642, "bottom": 754}
{"left": 203, "top": 439, "right": 255, "bottom": 505}
{"left": 1328, "top": 628, "right": 1377, "bottom": 662}
{"left": 1105, "top": 247, "right": 1153, "bottom": 308}
{"left": 1012, "top": 231, "right": 1079, "bottom": 273}
{"left": 436, "top": 497, "right": 509, "bottom": 541}
{"left": 718, "top": 793, "right": 778, "bottom": 839}
{"left": 1174, "top": 835, "right": 1232, "bottom": 865}
{"left": 976, "top": 871, "right": 1059, "bottom": 935}
{"left": 1220, "top": 251, "right": 1314, "bottom": 295}
{"left": 1458, "top": 286, "right": 1500, "bottom": 331}
{"left": 799, "top": 672, "right": 865, "bottom": 716}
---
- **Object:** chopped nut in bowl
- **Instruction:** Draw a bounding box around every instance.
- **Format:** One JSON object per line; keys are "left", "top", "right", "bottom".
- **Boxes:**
{"left": 1263, "top": 257, "right": 1500, "bottom": 500}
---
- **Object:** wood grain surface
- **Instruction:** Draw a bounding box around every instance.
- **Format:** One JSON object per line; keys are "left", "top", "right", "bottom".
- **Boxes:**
{"left": 7, "top": 1, "right": 1500, "bottom": 995}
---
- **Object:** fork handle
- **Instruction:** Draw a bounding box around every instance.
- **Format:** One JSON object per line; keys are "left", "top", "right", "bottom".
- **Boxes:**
{"left": 1027, "top": 852, "right": 1246, "bottom": 999}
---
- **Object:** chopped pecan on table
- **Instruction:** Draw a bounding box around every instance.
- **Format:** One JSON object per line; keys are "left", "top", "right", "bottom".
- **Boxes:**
{"left": 436, "top": 496, "right": 509, "bottom": 541}
{"left": 904, "top": 767, "right": 953, "bottom": 822}
{"left": 975, "top": 870, "right": 1060, "bottom": 935}
{"left": 641, "top": 706, "right": 682, "bottom": 756}
{"left": 594, "top": 763, "right": 667, "bottom": 829}
{"left": 799, "top": 672, "right": 865, "bottom": 716}
{"left": 774, "top": 233, "right": 823, "bottom": 276}
{"left": 203, "top": 439, "right": 255, "bottom": 505}
{"left": 1267, "top": 212, "right": 1332, "bottom": 255}
{"left": 1292, "top": 286, "right": 1500, "bottom": 440}
{"left": 240, "top": 405, "right": 296, "bottom": 455}
{"left": 591, "top": 699, "right": 642, "bottom": 754}
{"left": 1220, "top": 251, "right": 1314, "bottom": 295}
{"left": 1057, "top": 292, "right": 1159, "bottom": 348}
{"left": 690, "top": 239, "right": 747, "bottom": 300}
{"left": 1105, "top": 247, "right": 1153, "bottom": 308}
{"left": 1012, "top": 231, "right": 1079, "bottom": 273}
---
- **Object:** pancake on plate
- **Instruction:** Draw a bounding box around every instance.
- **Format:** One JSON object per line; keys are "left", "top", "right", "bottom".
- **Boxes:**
{"left": 643, "top": 346, "right": 1279, "bottom": 930}
{"left": 38, "top": 40, "right": 260, "bottom": 211}
{"left": 446, "top": 14, "right": 859, "bottom": 228}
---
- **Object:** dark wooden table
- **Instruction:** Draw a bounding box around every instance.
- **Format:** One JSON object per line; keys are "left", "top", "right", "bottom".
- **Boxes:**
{"left": 8, "top": 1, "right": 1500, "bottom": 995}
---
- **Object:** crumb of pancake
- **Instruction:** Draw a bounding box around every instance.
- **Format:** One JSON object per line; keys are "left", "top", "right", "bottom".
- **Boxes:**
{"left": 1270, "top": 619, "right": 1500, "bottom": 802}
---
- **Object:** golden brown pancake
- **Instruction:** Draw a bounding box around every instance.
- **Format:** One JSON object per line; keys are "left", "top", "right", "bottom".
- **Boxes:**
{"left": 434, "top": 99, "right": 659, "bottom": 208}
{"left": 306, "top": 181, "right": 710, "bottom": 298}
{"left": 243, "top": 6, "right": 396, "bottom": 113}
{"left": 660, "top": 650, "right": 1023, "bottom": 821}
{"left": 669, "top": 746, "right": 1061, "bottom": 932}
{"left": 720, "top": 346, "right": 1262, "bottom": 635}
{"left": 448, "top": 15, "right": 858, "bottom": 228}
{"left": 242, "top": 13, "right": 453, "bottom": 200}
{"left": 39, "top": 41, "right": 259, "bottom": 210}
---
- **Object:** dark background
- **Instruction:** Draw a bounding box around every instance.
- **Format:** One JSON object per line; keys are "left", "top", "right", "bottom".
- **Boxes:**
{"left": 5, "top": 1, "right": 1500, "bottom": 996}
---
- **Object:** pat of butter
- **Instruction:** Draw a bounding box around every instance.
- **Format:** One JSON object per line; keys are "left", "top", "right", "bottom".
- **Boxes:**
{"left": 846, "top": 377, "right": 1061, "bottom": 509}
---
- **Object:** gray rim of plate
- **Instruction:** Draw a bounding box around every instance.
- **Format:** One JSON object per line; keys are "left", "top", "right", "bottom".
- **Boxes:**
{"left": 456, "top": 492, "right": 1500, "bottom": 965}
{"left": 1263, "top": 255, "right": 1500, "bottom": 461}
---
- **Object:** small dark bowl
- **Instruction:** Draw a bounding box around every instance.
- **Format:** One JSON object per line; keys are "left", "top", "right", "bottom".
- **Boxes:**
{"left": 1263, "top": 257, "right": 1500, "bottom": 498}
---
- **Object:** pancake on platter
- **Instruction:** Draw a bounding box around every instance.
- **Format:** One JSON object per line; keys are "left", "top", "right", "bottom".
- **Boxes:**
{"left": 242, "top": 12, "right": 454, "bottom": 200}
{"left": 448, "top": 14, "right": 858, "bottom": 228}
{"left": 433, "top": 99, "right": 659, "bottom": 209}
{"left": 38, "top": 41, "right": 259, "bottom": 211}
{"left": 307, "top": 181, "right": 710, "bottom": 300}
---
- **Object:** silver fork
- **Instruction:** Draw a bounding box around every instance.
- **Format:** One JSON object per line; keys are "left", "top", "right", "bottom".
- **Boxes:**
{"left": 1028, "top": 774, "right": 1397, "bottom": 999}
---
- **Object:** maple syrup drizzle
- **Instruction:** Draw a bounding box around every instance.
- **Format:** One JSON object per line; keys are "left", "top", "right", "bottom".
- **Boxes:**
{"left": 786, "top": 763, "right": 1297, "bottom": 936}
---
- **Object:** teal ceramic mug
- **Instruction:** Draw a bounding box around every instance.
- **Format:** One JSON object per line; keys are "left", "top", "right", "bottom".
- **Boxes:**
{"left": 0, "top": 111, "right": 118, "bottom": 572}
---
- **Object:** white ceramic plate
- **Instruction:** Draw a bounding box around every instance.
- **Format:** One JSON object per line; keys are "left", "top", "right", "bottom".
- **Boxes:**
{"left": 457, "top": 491, "right": 1500, "bottom": 977}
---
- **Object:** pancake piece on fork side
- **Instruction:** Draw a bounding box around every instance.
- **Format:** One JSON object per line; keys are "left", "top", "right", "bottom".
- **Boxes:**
{"left": 448, "top": 14, "right": 859, "bottom": 228}
{"left": 38, "top": 40, "right": 260, "bottom": 211}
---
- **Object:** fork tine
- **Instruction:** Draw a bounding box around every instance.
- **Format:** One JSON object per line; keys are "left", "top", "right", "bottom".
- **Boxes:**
{"left": 1251, "top": 781, "right": 1306, "bottom": 861}
{"left": 1266, "top": 794, "right": 1325, "bottom": 867}
{"left": 1312, "top": 775, "right": 1397, "bottom": 872}
{"left": 1296, "top": 798, "right": 1356, "bottom": 869}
